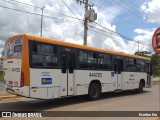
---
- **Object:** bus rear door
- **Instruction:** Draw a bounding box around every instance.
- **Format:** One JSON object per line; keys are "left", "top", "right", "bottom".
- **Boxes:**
{"left": 60, "top": 53, "right": 75, "bottom": 96}
{"left": 114, "top": 59, "right": 123, "bottom": 90}
{"left": 146, "top": 62, "right": 152, "bottom": 87}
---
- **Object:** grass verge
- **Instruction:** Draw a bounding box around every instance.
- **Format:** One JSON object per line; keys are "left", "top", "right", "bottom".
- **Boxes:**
{"left": 0, "top": 75, "right": 4, "bottom": 82}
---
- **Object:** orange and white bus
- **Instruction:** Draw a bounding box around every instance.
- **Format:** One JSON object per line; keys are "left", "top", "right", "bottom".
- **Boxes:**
{"left": 3, "top": 34, "right": 152, "bottom": 100}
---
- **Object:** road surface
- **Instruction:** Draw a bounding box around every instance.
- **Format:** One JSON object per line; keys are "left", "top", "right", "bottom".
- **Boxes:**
{"left": 0, "top": 84, "right": 159, "bottom": 120}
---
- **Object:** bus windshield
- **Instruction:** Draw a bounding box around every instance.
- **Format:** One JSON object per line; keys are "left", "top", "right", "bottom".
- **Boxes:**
{"left": 4, "top": 39, "right": 22, "bottom": 59}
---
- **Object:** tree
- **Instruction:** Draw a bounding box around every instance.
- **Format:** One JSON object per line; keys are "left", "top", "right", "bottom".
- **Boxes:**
{"left": 151, "top": 54, "right": 160, "bottom": 76}
{"left": 135, "top": 51, "right": 151, "bottom": 57}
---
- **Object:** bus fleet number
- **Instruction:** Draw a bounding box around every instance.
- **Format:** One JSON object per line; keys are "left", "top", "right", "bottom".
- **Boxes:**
{"left": 89, "top": 73, "right": 102, "bottom": 77}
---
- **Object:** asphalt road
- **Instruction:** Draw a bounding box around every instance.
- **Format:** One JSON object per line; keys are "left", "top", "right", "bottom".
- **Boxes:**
{"left": 0, "top": 85, "right": 159, "bottom": 120}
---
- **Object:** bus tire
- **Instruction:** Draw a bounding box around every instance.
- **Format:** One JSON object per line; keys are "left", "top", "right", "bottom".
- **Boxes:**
{"left": 137, "top": 81, "right": 143, "bottom": 93}
{"left": 88, "top": 83, "right": 101, "bottom": 100}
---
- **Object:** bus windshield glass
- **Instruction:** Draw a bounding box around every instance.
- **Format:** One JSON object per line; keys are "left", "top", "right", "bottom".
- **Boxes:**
{"left": 4, "top": 39, "right": 22, "bottom": 59}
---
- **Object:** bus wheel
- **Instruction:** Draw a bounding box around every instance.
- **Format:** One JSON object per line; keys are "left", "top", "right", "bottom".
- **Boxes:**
{"left": 137, "top": 81, "right": 143, "bottom": 93}
{"left": 88, "top": 83, "right": 101, "bottom": 100}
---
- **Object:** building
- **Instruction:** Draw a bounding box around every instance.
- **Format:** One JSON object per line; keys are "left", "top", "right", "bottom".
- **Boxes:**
{"left": 0, "top": 58, "right": 4, "bottom": 72}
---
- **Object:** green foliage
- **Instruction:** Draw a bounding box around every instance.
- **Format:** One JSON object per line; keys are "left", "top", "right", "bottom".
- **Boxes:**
{"left": 151, "top": 54, "right": 160, "bottom": 76}
{"left": 0, "top": 75, "right": 4, "bottom": 81}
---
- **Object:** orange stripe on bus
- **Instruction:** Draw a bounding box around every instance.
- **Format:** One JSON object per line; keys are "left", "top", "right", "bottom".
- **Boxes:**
{"left": 6, "top": 34, "right": 150, "bottom": 61}
{"left": 21, "top": 34, "right": 30, "bottom": 86}
{"left": 30, "top": 34, "right": 151, "bottom": 61}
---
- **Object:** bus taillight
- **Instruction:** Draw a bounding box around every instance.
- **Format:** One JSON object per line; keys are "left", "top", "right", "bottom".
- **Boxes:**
{"left": 20, "top": 71, "right": 24, "bottom": 87}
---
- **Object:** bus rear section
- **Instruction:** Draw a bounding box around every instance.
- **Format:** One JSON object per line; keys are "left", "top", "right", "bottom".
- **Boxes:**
{"left": 4, "top": 37, "right": 29, "bottom": 97}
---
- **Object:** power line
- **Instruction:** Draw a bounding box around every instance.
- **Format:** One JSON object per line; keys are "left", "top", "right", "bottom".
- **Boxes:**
{"left": 61, "top": 0, "right": 83, "bottom": 25}
{"left": 89, "top": 23, "right": 152, "bottom": 47}
{"left": 4, "top": 0, "right": 151, "bottom": 42}
{"left": 44, "top": 9, "right": 83, "bottom": 21}
{"left": 92, "top": 0, "right": 97, "bottom": 6}
{"left": 69, "top": 0, "right": 83, "bottom": 17}
{"left": 88, "top": 25, "right": 134, "bottom": 44}
{"left": 2, "top": 0, "right": 83, "bottom": 22}
{"left": 0, "top": 0, "right": 152, "bottom": 48}
{"left": 93, "top": 22, "right": 134, "bottom": 42}
{"left": 3, "top": 0, "right": 40, "bottom": 8}
{"left": 98, "top": 0, "right": 108, "bottom": 10}
{"left": 95, "top": 0, "right": 103, "bottom": 7}
{"left": 88, "top": 28, "right": 139, "bottom": 48}
{"left": 89, "top": 27, "right": 152, "bottom": 49}
{"left": 0, "top": 5, "right": 83, "bottom": 24}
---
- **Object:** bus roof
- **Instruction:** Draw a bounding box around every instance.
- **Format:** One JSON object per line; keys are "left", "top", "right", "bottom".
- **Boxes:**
{"left": 6, "top": 34, "right": 151, "bottom": 61}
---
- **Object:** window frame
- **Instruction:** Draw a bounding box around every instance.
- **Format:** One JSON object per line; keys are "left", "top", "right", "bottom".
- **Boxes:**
{"left": 136, "top": 59, "right": 145, "bottom": 72}
{"left": 29, "top": 40, "right": 60, "bottom": 69}
{"left": 97, "top": 53, "right": 113, "bottom": 70}
{"left": 14, "top": 45, "right": 22, "bottom": 52}
{"left": 126, "top": 57, "right": 137, "bottom": 72}
{"left": 78, "top": 50, "right": 89, "bottom": 69}
{"left": 88, "top": 51, "right": 98, "bottom": 69}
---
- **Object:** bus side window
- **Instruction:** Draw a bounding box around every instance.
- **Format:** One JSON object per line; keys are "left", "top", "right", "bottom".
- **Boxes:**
{"left": 126, "top": 58, "right": 136, "bottom": 72}
{"left": 79, "top": 50, "right": 88, "bottom": 68}
{"left": 136, "top": 59, "right": 145, "bottom": 72}
{"left": 32, "top": 44, "right": 37, "bottom": 53}
{"left": 88, "top": 52, "right": 97, "bottom": 68}
{"left": 31, "top": 43, "right": 58, "bottom": 68}
{"left": 98, "top": 53, "right": 112, "bottom": 70}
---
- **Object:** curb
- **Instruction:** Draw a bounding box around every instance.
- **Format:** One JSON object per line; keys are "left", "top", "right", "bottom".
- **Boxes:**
{"left": 0, "top": 95, "right": 18, "bottom": 100}
{"left": 0, "top": 90, "right": 18, "bottom": 100}
{"left": 152, "top": 81, "right": 160, "bottom": 85}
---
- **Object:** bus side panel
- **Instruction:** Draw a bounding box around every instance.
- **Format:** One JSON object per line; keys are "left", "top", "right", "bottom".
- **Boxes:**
{"left": 74, "top": 70, "right": 117, "bottom": 95}
{"left": 135, "top": 72, "right": 147, "bottom": 87}
{"left": 5, "top": 86, "right": 30, "bottom": 97}
{"left": 122, "top": 72, "right": 147, "bottom": 90}
{"left": 30, "top": 68, "right": 61, "bottom": 99}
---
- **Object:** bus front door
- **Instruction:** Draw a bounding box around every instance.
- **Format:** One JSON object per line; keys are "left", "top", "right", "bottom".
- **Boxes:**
{"left": 61, "top": 53, "right": 75, "bottom": 96}
{"left": 114, "top": 59, "right": 123, "bottom": 90}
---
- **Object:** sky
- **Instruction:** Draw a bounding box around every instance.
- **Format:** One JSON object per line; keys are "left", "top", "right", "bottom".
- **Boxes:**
{"left": 0, "top": 0, "right": 159, "bottom": 55}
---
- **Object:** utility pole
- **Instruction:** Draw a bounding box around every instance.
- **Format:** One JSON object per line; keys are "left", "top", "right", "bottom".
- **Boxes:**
{"left": 84, "top": 0, "right": 88, "bottom": 45}
{"left": 138, "top": 41, "right": 139, "bottom": 52}
{"left": 40, "top": 6, "right": 45, "bottom": 37}
{"left": 77, "top": 0, "right": 97, "bottom": 45}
